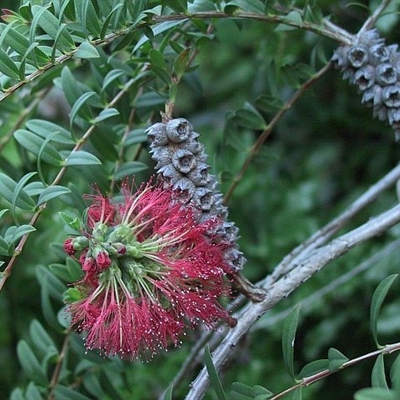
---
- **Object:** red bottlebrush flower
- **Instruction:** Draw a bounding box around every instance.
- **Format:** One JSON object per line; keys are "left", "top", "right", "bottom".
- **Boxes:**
{"left": 64, "top": 181, "right": 234, "bottom": 360}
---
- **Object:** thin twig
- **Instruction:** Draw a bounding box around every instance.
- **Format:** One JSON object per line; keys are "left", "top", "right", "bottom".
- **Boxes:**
{"left": 224, "top": 61, "right": 333, "bottom": 204}
{"left": 153, "top": 11, "right": 354, "bottom": 45}
{"left": 270, "top": 341, "right": 400, "bottom": 399}
{"left": 357, "top": 0, "right": 393, "bottom": 37}
{"left": 262, "top": 161, "right": 400, "bottom": 288}
{"left": 185, "top": 203, "right": 400, "bottom": 399}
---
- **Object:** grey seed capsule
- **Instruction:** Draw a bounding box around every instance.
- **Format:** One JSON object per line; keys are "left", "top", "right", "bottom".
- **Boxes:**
{"left": 382, "top": 85, "right": 400, "bottom": 107}
{"left": 166, "top": 118, "right": 192, "bottom": 143}
{"left": 158, "top": 164, "right": 182, "bottom": 184}
{"left": 187, "top": 163, "right": 209, "bottom": 186}
{"left": 150, "top": 146, "right": 174, "bottom": 168}
{"left": 332, "top": 46, "right": 350, "bottom": 68}
{"left": 172, "top": 149, "right": 196, "bottom": 174}
{"left": 362, "top": 85, "right": 382, "bottom": 107}
{"left": 373, "top": 106, "right": 387, "bottom": 121}
{"left": 368, "top": 43, "right": 390, "bottom": 65}
{"left": 387, "top": 108, "right": 400, "bottom": 126}
{"left": 348, "top": 45, "right": 369, "bottom": 68}
{"left": 194, "top": 187, "right": 214, "bottom": 211}
{"left": 146, "top": 123, "right": 169, "bottom": 146}
{"left": 354, "top": 65, "right": 375, "bottom": 90}
{"left": 173, "top": 177, "right": 196, "bottom": 196}
{"left": 376, "top": 63, "right": 398, "bottom": 86}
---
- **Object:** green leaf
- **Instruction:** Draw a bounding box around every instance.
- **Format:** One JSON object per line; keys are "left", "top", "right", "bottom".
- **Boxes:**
{"left": 92, "top": 108, "right": 120, "bottom": 124}
{"left": 0, "top": 173, "right": 36, "bottom": 210}
{"left": 370, "top": 274, "right": 398, "bottom": 348}
{"left": 37, "top": 186, "right": 71, "bottom": 206}
{"left": 328, "top": 348, "right": 348, "bottom": 372}
{"left": 7, "top": 225, "right": 36, "bottom": 247}
{"left": 17, "top": 340, "right": 48, "bottom": 386}
{"left": 101, "top": 69, "right": 125, "bottom": 92}
{"left": 0, "top": 236, "right": 10, "bottom": 256}
{"left": 163, "top": 385, "right": 174, "bottom": 400}
{"left": 354, "top": 388, "right": 395, "bottom": 400}
{"left": 69, "top": 91, "right": 96, "bottom": 126}
{"left": 31, "top": 5, "right": 74, "bottom": 51}
{"left": 63, "top": 150, "right": 101, "bottom": 166}
{"left": 173, "top": 48, "right": 190, "bottom": 79}
{"left": 59, "top": 211, "right": 81, "bottom": 232}
{"left": 29, "top": 320, "right": 57, "bottom": 357}
{"left": 204, "top": 345, "right": 227, "bottom": 400}
{"left": 0, "top": 24, "right": 28, "bottom": 56}
{"left": 113, "top": 162, "right": 148, "bottom": 180}
{"left": 53, "top": 385, "right": 92, "bottom": 400}
{"left": 298, "top": 359, "right": 329, "bottom": 378}
{"left": 224, "top": 0, "right": 265, "bottom": 14}
{"left": 275, "top": 11, "right": 303, "bottom": 32}
{"left": 233, "top": 102, "right": 267, "bottom": 130}
{"left": 14, "top": 129, "right": 63, "bottom": 165}
{"left": 133, "top": 20, "right": 187, "bottom": 52}
{"left": 25, "top": 382, "right": 43, "bottom": 400}
{"left": 163, "top": 0, "right": 188, "bottom": 12}
{"left": 25, "top": 120, "right": 74, "bottom": 144}
{"left": 231, "top": 382, "right": 273, "bottom": 399}
{"left": 0, "top": 48, "right": 20, "bottom": 79}
{"left": 74, "top": 42, "right": 100, "bottom": 59}
{"left": 100, "top": 3, "right": 124, "bottom": 39}
{"left": 282, "top": 305, "right": 300, "bottom": 381}
{"left": 372, "top": 354, "right": 389, "bottom": 389}
{"left": 76, "top": 0, "right": 101, "bottom": 37}
{"left": 12, "top": 171, "right": 37, "bottom": 217}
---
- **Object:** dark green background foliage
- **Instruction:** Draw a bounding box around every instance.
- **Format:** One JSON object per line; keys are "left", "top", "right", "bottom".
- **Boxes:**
{"left": 1, "top": 0, "right": 400, "bottom": 399}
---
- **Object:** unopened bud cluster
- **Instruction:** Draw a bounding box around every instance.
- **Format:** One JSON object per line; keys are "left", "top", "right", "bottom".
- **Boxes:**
{"left": 332, "top": 30, "right": 400, "bottom": 137}
{"left": 146, "top": 118, "right": 245, "bottom": 271}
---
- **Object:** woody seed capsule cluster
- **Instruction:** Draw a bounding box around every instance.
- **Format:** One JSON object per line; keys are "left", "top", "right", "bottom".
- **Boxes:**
{"left": 332, "top": 30, "right": 400, "bottom": 137}
{"left": 146, "top": 118, "right": 246, "bottom": 272}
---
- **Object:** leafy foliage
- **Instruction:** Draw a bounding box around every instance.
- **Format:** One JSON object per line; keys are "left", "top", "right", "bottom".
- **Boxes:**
{"left": 0, "top": 0, "right": 400, "bottom": 399}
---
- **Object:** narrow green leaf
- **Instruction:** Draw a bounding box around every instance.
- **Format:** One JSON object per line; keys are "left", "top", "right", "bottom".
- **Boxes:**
{"left": 9, "top": 225, "right": 36, "bottom": 246}
{"left": 163, "top": 385, "right": 174, "bottom": 400}
{"left": 0, "top": 236, "right": 10, "bottom": 256}
{"left": 133, "top": 20, "right": 187, "bottom": 52}
{"left": 25, "top": 120, "right": 73, "bottom": 144}
{"left": 0, "top": 24, "right": 29, "bottom": 56}
{"left": 354, "top": 388, "right": 395, "bottom": 400}
{"left": 76, "top": 0, "right": 101, "bottom": 37}
{"left": 173, "top": 48, "right": 190, "bottom": 79}
{"left": 204, "top": 345, "right": 227, "bottom": 400}
{"left": 328, "top": 348, "right": 349, "bottom": 372}
{"left": 9, "top": 388, "right": 25, "bottom": 400}
{"left": 59, "top": 211, "right": 81, "bottom": 232}
{"left": 298, "top": 359, "right": 329, "bottom": 378}
{"left": 31, "top": 5, "right": 74, "bottom": 51}
{"left": 0, "top": 48, "right": 20, "bottom": 79}
{"left": 25, "top": 382, "right": 43, "bottom": 400}
{"left": 37, "top": 186, "right": 71, "bottom": 206}
{"left": 49, "top": 263, "right": 76, "bottom": 283}
{"left": 100, "top": 3, "right": 124, "bottom": 39}
{"left": 63, "top": 151, "right": 101, "bottom": 166}
{"left": 54, "top": 385, "right": 92, "bottom": 400}
{"left": 101, "top": 69, "right": 125, "bottom": 92}
{"left": 14, "top": 129, "right": 63, "bottom": 165}
{"left": 0, "top": 209, "right": 9, "bottom": 219}
{"left": 11, "top": 171, "right": 37, "bottom": 217}
{"left": 231, "top": 382, "right": 273, "bottom": 399}
{"left": 29, "top": 320, "right": 57, "bottom": 357}
{"left": 370, "top": 274, "right": 398, "bottom": 348}
{"left": 69, "top": 91, "right": 96, "bottom": 127}
{"left": 0, "top": 173, "right": 36, "bottom": 210}
{"left": 282, "top": 305, "right": 300, "bottom": 381}
{"left": 113, "top": 161, "right": 148, "bottom": 180}
{"left": 74, "top": 42, "right": 100, "bottom": 59}
{"left": 92, "top": 108, "right": 119, "bottom": 124}
{"left": 372, "top": 354, "right": 389, "bottom": 389}
{"left": 17, "top": 340, "right": 48, "bottom": 386}
{"left": 224, "top": 0, "right": 265, "bottom": 14}
{"left": 233, "top": 102, "right": 267, "bottom": 130}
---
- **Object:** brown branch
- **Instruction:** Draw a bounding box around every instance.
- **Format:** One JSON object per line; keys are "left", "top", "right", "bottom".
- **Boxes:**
{"left": 224, "top": 61, "right": 333, "bottom": 204}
